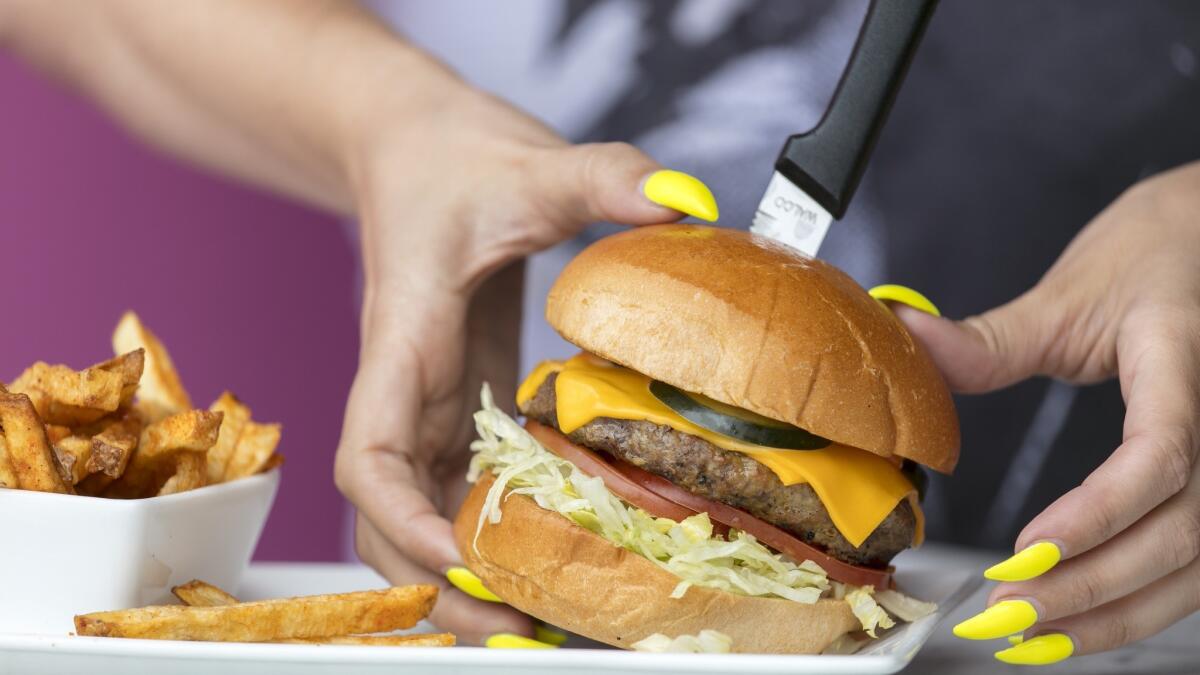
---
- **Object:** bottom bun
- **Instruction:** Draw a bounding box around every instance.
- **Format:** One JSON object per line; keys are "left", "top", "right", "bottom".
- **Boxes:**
{"left": 453, "top": 474, "right": 858, "bottom": 653}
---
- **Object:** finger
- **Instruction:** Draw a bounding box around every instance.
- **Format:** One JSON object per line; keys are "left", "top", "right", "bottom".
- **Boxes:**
{"left": 1031, "top": 553, "right": 1200, "bottom": 658}
{"left": 1012, "top": 319, "right": 1200, "bottom": 560}
{"left": 334, "top": 338, "right": 462, "bottom": 575}
{"left": 530, "top": 141, "right": 717, "bottom": 228}
{"left": 891, "top": 289, "right": 1061, "bottom": 393}
{"left": 987, "top": 479, "right": 1200, "bottom": 622}
{"left": 355, "top": 513, "right": 534, "bottom": 645}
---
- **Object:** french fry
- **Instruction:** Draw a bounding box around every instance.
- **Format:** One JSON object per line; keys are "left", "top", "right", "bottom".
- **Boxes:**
{"left": 44, "top": 424, "right": 72, "bottom": 444}
{"left": 9, "top": 362, "right": 126, "bottom": 426}
{"left": 112, "top": 312, "right": 191, "bottom": 421}
{"left": 89, "top": 416, "right": 140, "bottom": 478}
{"left": 260, "top": 452, "right": 285, "bottom": 474}
{"left": 0, "top": 435, "right": 19, "bottom": 489}
{"left": 53, "top": 436, "right": 94, "bottom": 485}
{"left": 0, "top": 392, "right": 73, "bottom": 494}
{"left": 169, "top": 581, "right": 451, "bottom": 647}
{"left": 224, "top": 421, "right": 281, "bottom": 481}
{"left": 157, "top": 451, "right": 206, "bottom": 496}
{"left": 172, "top": 580, "right": 241, "bottom": 607}
{"left": 274, "top": 634, "right": 455, "bottom": 647}
{"left": 206, "top": 392, "right": 251, "bottom": 483}
{"left": 105, "top": 410, "right": 221, "bottom": 498}
{"left": 75, "top": 585, "right": 438, "bottom": 641}
{"left": 94, "top": 349, "right": 145, "bottom": 410}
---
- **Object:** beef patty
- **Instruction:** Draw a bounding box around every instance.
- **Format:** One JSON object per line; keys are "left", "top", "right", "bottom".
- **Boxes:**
{"left": 520, "top": 373, "right": 915, "bottom": 567}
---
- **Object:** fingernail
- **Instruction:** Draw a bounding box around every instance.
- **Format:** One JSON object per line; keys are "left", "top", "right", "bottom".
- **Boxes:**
{"left": 485, "top": 633, "right": 558, "bottom": 649}
{"left": 868, "top": 284, "right": 941, "bottom": 317}
{"left": 534, "top": 624, "right": 569, "bottom": 646}
{"left": 445, "top": 566, "right": 503, "bottom": 603}
{"left": 985, "top": 542, "right": 1062, "bottom": 582}
{"left": 642, "top": 170, "right": 719, "bottom": 222}
{"left": 994, "top": 633, "right": 1074, "bottom": 666}
{"left": 1008, "top": 634, "right": 1025, "bottom": 646}
{"left": 953, "top": 600, "right": 1039, "bottom": 640}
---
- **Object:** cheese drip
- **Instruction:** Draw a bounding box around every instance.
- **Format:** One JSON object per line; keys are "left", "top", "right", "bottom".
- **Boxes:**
{"left": 517, "top": 354, "right": 923, "bottom": 548}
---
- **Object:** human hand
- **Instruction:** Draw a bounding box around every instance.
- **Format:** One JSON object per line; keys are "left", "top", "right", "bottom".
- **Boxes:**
{"left": 894, "top": 162, "right": 1200, "bottom": 665}
{"left": 332, "top": 80, "right": 717, "bottom": 645}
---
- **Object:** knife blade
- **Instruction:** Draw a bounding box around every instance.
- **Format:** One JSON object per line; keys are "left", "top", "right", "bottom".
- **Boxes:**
{"left": 751, "top": 0, "right": 937, "bottom": 257}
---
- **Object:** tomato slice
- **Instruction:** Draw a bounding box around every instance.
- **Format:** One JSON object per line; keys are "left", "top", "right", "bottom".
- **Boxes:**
{"left": 613, "top": 458, "right": 893, "bottom": 589}
{"left": 525, "top": 420, "right": 893, "bottom": 589}
{"left": 525, "top": 420, "right": 700, "bottom": 526}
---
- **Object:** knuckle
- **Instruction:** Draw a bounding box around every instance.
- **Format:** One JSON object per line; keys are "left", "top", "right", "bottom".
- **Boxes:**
{"left": 1153, "top": 427, "right": 1194, "bottom": 497}
{"left": 1069, "top": 565, "right": 1108, "bottom": 615}
{"left": 1101, "top": 615, "right": 1135, "bottom": 650}
{"left": 1167, "top": 501, "right": 1200, "bottom": 570}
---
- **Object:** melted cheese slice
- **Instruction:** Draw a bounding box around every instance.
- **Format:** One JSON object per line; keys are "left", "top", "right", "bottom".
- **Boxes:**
{"left": 517, "top": 354, "right": 923, "bottom": 548}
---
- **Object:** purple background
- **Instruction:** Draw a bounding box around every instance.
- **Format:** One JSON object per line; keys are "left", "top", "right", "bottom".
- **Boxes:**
{"left": 0, "top": 55, "right": 357, "bottom": 561}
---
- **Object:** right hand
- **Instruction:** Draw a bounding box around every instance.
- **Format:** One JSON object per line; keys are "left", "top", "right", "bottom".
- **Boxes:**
{"left": 332, "top": 79, "right": 715, "bottom": 644}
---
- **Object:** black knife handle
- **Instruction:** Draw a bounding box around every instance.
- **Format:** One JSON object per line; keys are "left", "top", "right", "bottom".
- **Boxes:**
{"left": 776, "top": 0, "right": 936, "bottom": 219}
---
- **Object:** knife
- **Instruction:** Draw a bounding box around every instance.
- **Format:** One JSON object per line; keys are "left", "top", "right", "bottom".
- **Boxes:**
{"left": 751, "top": 0, "right": 937, "bottom": 257}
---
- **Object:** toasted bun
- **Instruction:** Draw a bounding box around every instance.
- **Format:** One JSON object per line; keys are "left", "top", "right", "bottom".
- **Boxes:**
{"left": 546, "top": 225, "right": 959, "bottom": 473}
{"left": 454, "top": 475, "right": 859, "bottom": 654}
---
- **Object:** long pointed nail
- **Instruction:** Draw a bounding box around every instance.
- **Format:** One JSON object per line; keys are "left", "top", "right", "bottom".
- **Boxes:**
{"left": 953, "top": 600, "right": 1038, "bottom": 640}
{"left": 642, "top": 170, "right": 719, "bottom": 221}
{"left": 868, "top": 284, "right": 941, "bottom": 317}
{"left": 985, "top": 542, "right": 1062, "bottom": 582}
{"left": 994, "top": 633, "right": 1074, "bottom": 666}
{"left": 534, "top": 624, "right": 569, "bottom": 646}
{"left": 486, "top": 633, "right": 558, "bottom": 649}
{"left": 445, "top": 566, "right": 503, "bottom": 603}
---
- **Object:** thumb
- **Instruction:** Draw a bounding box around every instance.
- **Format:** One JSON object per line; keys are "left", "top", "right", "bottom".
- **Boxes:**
{"left": 892, "top": 291, "right": 1057, "bottom": 393}
{"left": 532, "top": 141, "right": 718, "bottom": 229}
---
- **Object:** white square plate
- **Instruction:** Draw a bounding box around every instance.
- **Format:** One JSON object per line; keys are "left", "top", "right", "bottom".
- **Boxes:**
{"left": 0, "top": 561, "right": 980, "bottom": 675}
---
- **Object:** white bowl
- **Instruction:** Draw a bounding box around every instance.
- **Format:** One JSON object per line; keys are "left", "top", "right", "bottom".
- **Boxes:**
{"left": 0, "top": 470, "right": 279, "bottom": 635}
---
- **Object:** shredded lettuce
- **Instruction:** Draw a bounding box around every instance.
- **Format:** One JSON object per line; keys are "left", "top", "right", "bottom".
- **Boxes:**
{"left": 632, "top": 630, "right": 733, "bottom": 653}
{"left": 468, "top": 384, "right": 907, "bottom": 632}
{"left": 845, "top": 586, "right": 896, "bottom": 637}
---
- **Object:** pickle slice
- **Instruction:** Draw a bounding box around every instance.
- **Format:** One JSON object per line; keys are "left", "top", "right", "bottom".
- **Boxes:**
{"left": 649, "top": 380, "right": 830, "bottom": 450}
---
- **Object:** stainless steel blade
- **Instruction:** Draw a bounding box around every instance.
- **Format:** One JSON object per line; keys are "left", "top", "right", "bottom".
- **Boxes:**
{"left": 750, "top": 171, "right": 834, "bottom": 257}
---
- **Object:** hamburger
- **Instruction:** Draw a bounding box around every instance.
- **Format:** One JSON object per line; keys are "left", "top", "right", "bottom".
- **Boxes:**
{"left": 454, "top": 224, "right": 959, "bottom": 654}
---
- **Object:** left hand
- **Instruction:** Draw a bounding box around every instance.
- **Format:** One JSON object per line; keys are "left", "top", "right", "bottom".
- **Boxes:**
{"left": 894, "top": 161, "right": 1200, "bottom": 665}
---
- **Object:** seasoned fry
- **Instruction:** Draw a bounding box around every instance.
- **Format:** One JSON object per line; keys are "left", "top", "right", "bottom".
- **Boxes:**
{"left": 224, "top": 421, "right": 281, "bottom": 481}
{"left": 274, "top": 634, "right": 455, "bottom": 647}
{"left": 89, "top": 417, "right": 140, "bottom": 478}
{"left": 94, "top": 349, "right": 145, "bottom": 410}
{"left": 112, "top": 312, "right": 191, "bottom": 421}
{"left": 260, "top": 452, "right": 285, "bottom": 474}
{"left": 172, "top": 580, "right": 241, "bottom": 607}
{"left": 157, "top": 451, "right": 206, "bottom": 495}
{"left": 10, "top": 362, "right": 124, "bottom": 411}
{"left": 105, "top": 410, "right": 221, "bottom": 498}
{"left": 75, "top": 585, "right": 438, "bottom": 641}
{"left": 168, "top": 581, "right": 451, "bottom": 647}
{"left": 0, "top": 435, "right": 18, "bottom": 489}
{"left": 206, "top": 392, "right": 251, "bottom": 483}
{"left": 0, "top": 392, "right": 73, "bottom": 494}
{"left": 44, "top": 424, "right": 72, "bottom": 444}
{"left": 53, "top": 436, "right": 94, "bottom": 485}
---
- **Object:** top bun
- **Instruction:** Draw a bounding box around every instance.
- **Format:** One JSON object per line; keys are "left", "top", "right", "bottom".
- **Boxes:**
{"left": 546, "top": 225, "right": 959, "bottom": 473}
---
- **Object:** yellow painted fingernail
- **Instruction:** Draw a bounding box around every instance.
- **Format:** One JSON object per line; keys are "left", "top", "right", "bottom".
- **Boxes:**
{"left": 985, "top": 542, "right": 1062, "bottom": 582}
{"left": 486, "top": 633, "right": 558, "bottom": 649}
{"left": 994, "top": 633, "right": 1074, "bottom": 666}
{"left": 643, "top": 170, "right": 719, "bottom": 222}
{"left": 445, "top": 566, "right": 503, "bottom": 603}
{"left": 868, "top": 284, "right": 941, "bottom": 317}
{"left": 953, "top": 600, "right": 1038, "bottom": 640}
{"left": 534, "top": 624, "right": 569, "bottom": 646}
{"left": 1008, "top": 634, "right": 1025, "bottom": 646}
